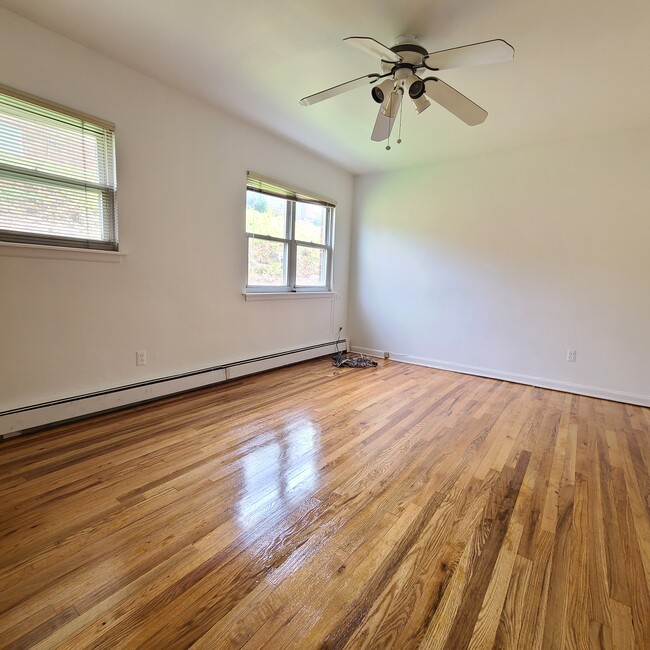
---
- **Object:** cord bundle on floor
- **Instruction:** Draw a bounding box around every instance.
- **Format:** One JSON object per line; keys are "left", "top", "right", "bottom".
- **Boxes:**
{"left": 332, "top": 352, "right": 378, "bottom": 368}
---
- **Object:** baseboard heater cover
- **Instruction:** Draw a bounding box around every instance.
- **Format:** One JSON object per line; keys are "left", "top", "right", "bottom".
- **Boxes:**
{"left": 0, "top": 340, "right": 345, "bottom": 438}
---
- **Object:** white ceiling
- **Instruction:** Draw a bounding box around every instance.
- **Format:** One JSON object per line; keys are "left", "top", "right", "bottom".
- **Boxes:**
{"left": 2, "top": 0, "right": 650, "bottom": 174}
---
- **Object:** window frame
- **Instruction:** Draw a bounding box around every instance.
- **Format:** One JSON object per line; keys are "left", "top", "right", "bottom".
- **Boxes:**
{"left": 0, "top": 83, "right": 118, "bottom": 252}
{"left": 245, "top": 175, "right": 334, "bottom": 293}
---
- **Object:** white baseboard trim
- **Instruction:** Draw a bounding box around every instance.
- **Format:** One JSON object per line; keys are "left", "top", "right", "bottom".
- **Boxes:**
{"left": 1, "top": 341, "right": 343, "bottom": 438}
{"left": 352, "top": 346, "right": 650, "bottom": 408}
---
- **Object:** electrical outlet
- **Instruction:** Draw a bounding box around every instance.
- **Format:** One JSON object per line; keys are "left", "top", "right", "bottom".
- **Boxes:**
{"left": 567, "top": 349, "right": 577, "bottom": 363}
{"left": 136, "top": 350, "right": 147, "bottom": 366}
{"left": 384, "top": 351, "right": 390, "bottom": 359}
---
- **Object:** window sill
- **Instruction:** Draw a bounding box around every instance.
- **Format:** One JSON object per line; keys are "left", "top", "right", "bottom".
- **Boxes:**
{"left": 0, "top": 241, "right": 126, "bottom": 263}
{"left": 243, "top": 291, "right": 336, "bottom": 301}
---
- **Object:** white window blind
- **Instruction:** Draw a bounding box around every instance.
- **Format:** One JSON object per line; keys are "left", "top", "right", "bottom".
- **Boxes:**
{"left": 246, "top": 173, "right": 336, "bottom": 208}
{"left": 0, "top": 85, "right": 117, "bottom": 250}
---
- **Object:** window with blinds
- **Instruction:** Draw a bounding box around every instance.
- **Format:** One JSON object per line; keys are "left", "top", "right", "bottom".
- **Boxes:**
{"left": 246, "top": 172, "right": 335, "bottom": 292}
{"left": 0, "top": 85, "right": 117, "bottom": 251}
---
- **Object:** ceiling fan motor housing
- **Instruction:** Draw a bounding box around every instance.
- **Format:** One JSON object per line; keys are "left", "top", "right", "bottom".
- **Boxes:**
{"left": 390, "top": 41, "right": 428, "bottom": 65}
{"left": 373, "top": 40, "right": 429, "bottom": 103}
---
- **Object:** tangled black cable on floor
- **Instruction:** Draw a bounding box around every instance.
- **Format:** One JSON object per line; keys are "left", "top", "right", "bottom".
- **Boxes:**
{"left": 331, "top": 331, "right": 378, "bottom": 368}
{"left": 333, "top": 354, "right": 378, "bottom": 368}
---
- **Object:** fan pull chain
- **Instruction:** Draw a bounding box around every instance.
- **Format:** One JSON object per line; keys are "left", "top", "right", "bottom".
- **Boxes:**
{"left": 386, "top": 90, "right": 393, "bottom": 151}
{"left": 385, "top": 87, "right": 404, "bottom": 151}
{"left": 397, "top": 90, "right": 404, "bottom": 144}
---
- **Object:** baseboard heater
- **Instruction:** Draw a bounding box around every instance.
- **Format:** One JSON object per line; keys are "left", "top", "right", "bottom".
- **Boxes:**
{"left": 0, "top": 339, "right": 346, "bottom": 438}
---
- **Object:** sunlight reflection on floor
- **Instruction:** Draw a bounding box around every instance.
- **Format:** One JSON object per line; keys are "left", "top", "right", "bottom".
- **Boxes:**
{"left": 237, "top": 418, "right": 321, "bottom": 528}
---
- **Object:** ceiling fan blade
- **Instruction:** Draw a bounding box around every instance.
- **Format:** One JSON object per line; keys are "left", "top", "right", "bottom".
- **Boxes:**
{"left": 371, "top": 91, "right": 402, "bottom": 141}
{"left": 423, "top": 39, "right": 514, "bottom": 71}
{"left": 423, "top": 78, "right": 487, "bottom": 125}
{"left": 371, "top": 112, "right": 394, "bottom": 142}
{"left": 299, "top": 74, "right": 380, "bottom": 106}
{"left": 344, "top": 36, "right": 402, "bottom": 63}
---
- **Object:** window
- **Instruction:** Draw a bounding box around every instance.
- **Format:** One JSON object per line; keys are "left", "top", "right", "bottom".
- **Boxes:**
{"left": 0, "top": 85, "right": 117, "bottom": 251}
{"left": 246, "top": 173, "right": 334, "bottom": 292}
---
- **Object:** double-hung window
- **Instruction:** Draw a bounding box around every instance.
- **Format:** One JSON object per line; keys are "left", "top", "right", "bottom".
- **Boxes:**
{"left": 246, "top": 173, "right": 334, "bottom": 292}
{"left": 0, "top": 85, "right": 117, "bottom": 251}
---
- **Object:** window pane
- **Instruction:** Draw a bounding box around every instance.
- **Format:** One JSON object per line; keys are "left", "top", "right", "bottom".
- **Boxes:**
{"left": 296, "top": 245, "right": 327, "bottom": 286}
{"left": 248, "top": 238, "right": 287, "bottom": 286}
{"left": 295, "top": 202, "right": 327, "bottom": 244}
{"left": 0, "top": 171, "right": 108, "bottom": 240}
{"left": 246, "top": 190, "right": 287, "bottom": 238}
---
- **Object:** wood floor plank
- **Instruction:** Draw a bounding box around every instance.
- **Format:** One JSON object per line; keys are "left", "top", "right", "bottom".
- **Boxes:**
{"left": 471, "top": 441, "right": 541, "bottom": 649}
{"left": 493, "top": 553, "right": 532, "bottom": 649}
{"left": 586, "top": 424, "right": 613, "bottom": 630}
{"left": 504, "top": 530, "right": 555, "bottom": 650}
{"left": 517, "top": 399, "right": 561, "bottom": 560}
{"left": 617, "top": 430, "right": 650, "bottom": 593}
{"left": 541, "top": 468, "right": 575, "bottom": 648}
{"left": 1, "top": 358, "right": 649, "bottom": 648}
{"left": 418, "top": 478, "right": 500, "bottom": 650}
{"left": 565, "top": 473, "right": 591, "bottom": 649}
{"left": 442, "top": 452, "right": 530, "bottom": 650}
{"left": 610, "top": 599, "right": 636, "bottom": 650}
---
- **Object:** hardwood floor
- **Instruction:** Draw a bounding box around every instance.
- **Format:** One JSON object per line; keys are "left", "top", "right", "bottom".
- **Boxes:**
{"left": 1, "top": 359, "right": 649, "bottom": 649}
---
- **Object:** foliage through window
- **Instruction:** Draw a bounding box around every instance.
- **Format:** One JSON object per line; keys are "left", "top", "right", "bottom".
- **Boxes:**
{"left": 246, "top": 173, "right": 334, "bottom": 291}
{"left": 0, "top": 85, "right": 117, "bottom": 251}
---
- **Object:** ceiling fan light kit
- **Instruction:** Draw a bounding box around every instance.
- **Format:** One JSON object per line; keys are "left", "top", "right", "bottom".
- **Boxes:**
{"left": 300, "top": 34, "right": 514, "bottom": 146}
{"left": 412, "top": 94, "right": 431, "bottom": 114}
{"left": 370, "top": 78, "right": 394, "bottom": 105}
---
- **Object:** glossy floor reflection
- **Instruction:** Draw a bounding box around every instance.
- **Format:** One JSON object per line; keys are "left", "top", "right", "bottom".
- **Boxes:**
{"left": 238, "top": 418, "right": 321, "bottom": 528}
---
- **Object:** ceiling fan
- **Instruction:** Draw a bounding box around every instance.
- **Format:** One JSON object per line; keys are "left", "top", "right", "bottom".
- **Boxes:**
{"left": 300, "top": 35, "right": 514, "bottom": 144}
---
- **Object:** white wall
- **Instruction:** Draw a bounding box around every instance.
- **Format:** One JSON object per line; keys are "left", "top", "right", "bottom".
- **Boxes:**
{"left": 350, "top": 127, "right": 650, "bottom": 405}
{"left": 0, "top": 9, "right": 353, "bottom": 411}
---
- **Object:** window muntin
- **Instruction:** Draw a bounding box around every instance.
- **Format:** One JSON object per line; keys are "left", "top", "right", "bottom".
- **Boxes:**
{"left": 0, "top": 85, "right": 117, "bottom": 251}
{"left": 246, "top": 174, "right": 334, "bottom": 292}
